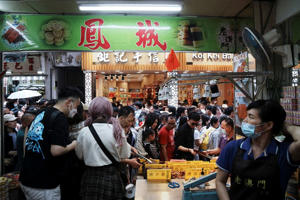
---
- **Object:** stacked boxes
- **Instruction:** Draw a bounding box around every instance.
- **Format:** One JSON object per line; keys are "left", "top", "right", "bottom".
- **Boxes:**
{"left": 281, "top": 86, "right": 300, "bottom": 125}
{"left": 145, "top": 160, "right": 217, "bottom": 182}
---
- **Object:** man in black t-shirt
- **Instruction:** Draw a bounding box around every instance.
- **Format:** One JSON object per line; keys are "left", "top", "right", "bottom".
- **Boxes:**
{"left": 20, "top": 87, "right": 82, "bottom": 200}
{"left": 174, "top": 112, "right": 200, "bottom": 160}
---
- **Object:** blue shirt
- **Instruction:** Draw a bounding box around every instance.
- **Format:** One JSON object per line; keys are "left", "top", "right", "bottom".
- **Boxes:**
{"left": 217, "top": 137, "right": 299, "bottom": 197}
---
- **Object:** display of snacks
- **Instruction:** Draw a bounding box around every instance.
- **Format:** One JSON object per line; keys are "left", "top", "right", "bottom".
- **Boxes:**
{"left": 145, "top": 160, "right": 217, "bottom": 181}
{"left": 293, "top": 111, "right": 300, "bottom": 126}
{"left": 2, "top": 173, "right": 20, "bottom": 190}
{"left": 147, "top": 169, "right": 172, "bottom": 182}
{"left": 171, "top": 171, "right": 185, "bottom": 179}
{"left": 282, "top": 86, "right": 296, "bottom": 98}
{"left": 286, "top": 111, "right": 294, "bottom": 125}
{"left": 280, "top": 98, "right": 297, "bottom": 111}
{"left": 145, "top": 164, "right": 167, "bottom": 169}
{"left": 0, "top": 177, "right": 9, "bottom": 200}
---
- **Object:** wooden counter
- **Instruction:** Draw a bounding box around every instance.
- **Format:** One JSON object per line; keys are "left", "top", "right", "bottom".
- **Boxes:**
{"left": 135, "top": 179, "right": 184, "bottom": 200}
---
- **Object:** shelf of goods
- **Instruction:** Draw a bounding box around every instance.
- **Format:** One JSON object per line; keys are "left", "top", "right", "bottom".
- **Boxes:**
{"left": 280, "top": 86, "right": 300, "bottom": 125}
{"left": 0, "top": 173, "right": 20, "bottom": 200}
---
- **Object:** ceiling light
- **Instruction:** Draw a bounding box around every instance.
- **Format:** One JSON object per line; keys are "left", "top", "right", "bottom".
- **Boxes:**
{"left": 5, "top": 71, "right": 12, "bottom": 75}
{"left": 78, "top": 2, "right": 182, "bottom": 14}
{"left": 37, "top": 70, "right": 43, "bottom": 74}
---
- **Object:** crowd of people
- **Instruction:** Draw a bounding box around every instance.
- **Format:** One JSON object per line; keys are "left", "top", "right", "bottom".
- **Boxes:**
{"left": 2, "top": 87, "right": 300, "bottom": 200}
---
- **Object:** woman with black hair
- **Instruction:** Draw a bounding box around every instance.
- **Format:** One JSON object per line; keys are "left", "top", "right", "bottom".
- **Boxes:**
{"left": 135, "top": 113, "right": 160, "bottom": 159}
{"left": 216, "top": 100, "right": 300, "bottom": 200}
{"left": 199, "top": 116, "right": 219, "bottom": 152}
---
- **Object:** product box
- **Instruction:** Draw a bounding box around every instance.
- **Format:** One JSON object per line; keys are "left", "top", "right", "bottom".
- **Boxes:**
{"left": 280, "top": 98, "right": 297, "bottom": 111}
{"left": 283, "top": 86, "right": 296, "bottom": 99}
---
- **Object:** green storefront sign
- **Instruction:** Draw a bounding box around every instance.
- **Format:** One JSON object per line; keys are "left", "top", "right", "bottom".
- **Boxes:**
{"left": 0, "top": 14, "right": 253, "bottom": 52}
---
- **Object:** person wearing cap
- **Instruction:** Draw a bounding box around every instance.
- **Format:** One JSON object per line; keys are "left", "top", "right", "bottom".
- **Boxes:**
{"left": 3, "top": 113, "right": 18, "bottom": 172}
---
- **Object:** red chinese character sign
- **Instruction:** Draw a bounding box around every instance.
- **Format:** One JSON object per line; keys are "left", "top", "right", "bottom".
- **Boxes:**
{"left": 78, "top": 19, "right": 110, "bottom": 50}
{"left": 136, "top": 20, "right": 167, "bottom": 51}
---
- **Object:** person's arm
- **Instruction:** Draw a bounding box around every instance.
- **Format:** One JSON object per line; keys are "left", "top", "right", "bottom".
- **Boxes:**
{"left": 178, "top": 146, "right": 196, "bottom": 156}
{"left": 216, "top": 168, "right": 230, "bottom": 200}
{"left": 287, "top": 125, "right": 300, "bottom": 163}
{"left": 51, "top": 141, "right": 77, "bottom": 157}
{"left": 161, "top": 144, "right": 168, "bottom": 161}
{"left": 121, "top": 158, "right": 141, "bottom": 168}
{"left": 206, "top": 147, "right": 221, "bottom": 156}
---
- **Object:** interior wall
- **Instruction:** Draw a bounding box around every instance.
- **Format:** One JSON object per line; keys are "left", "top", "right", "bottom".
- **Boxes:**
{"left": 128, "top": 82, "right": 141, "bottom": 89}
{"left": 56, "top": 67, "right": 85, "bottom": 97}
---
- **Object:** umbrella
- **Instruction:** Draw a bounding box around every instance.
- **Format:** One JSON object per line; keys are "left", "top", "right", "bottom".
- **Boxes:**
{"left": 165, "top": 48, "right": 180, "bottom": 72}
{"left": 8, "top": 90, "right": 42, "bottom": 99}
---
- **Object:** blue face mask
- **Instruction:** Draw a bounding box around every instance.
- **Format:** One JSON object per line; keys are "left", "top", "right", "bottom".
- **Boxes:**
{"left": 241, "top": 122, "right": 265, "bottom": 139}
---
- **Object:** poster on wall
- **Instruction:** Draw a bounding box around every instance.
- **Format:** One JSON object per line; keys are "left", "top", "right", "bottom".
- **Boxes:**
{"left": 233, "top": 52, "right": 252, "bottom": 127}
{"left": 0, "top": 14, "right": 253, "bottom": 52}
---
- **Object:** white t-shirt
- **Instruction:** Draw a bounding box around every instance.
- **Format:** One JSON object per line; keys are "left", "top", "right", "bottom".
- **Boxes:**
{"left": 76, "top": 123, "right": 131, "bottom": 167}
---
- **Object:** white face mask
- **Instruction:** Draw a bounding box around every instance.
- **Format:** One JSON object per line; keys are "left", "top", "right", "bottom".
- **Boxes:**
{"left": 68, "top": 102, "right": 77, "bottom": 118}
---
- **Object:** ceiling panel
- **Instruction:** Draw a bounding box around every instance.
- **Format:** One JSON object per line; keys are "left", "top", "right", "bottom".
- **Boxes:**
{"left": 26, "top": 0, "right": 79, "bottom": 14}
{"left": 0, "top": 0, "right": 253, "bottom": 17}
{"left": 0, "top": 1, "right": 36, "bottom": 13}
{"left": 181, "top": 0, "right": 252, "bottom": 17}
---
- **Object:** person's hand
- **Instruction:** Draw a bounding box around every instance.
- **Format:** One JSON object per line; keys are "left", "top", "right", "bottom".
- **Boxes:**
{"left": 189, "top": 148, "right": 197, "bottom": 156}
{"left": 131, "top": 147, "right": 139, "bottom": 156}
{"left": 127, "top": 158, "right": 142, "bottom": 168}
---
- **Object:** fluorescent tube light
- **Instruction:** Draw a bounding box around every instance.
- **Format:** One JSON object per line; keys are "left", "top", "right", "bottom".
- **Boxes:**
{"left": 79, "top": 3, "right": 182, "bottom": 13}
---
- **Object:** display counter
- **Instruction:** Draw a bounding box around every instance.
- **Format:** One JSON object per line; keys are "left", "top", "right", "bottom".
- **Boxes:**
{"left": 135, "top": 179, "right": 184, "bottom": 200}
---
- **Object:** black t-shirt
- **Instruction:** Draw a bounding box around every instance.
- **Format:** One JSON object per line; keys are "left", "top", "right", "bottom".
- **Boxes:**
{"left": 20, "top": 107, "right": 70, "bottom": 189}
{"left": 174, "top": 122, "right": 194, "bottom": 160}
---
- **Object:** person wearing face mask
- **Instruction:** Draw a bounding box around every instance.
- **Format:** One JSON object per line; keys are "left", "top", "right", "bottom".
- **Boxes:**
{"left": 216, "top": 100, "right": 300, "bottom": 200}
{"left": 20, "top": 87, "right": 82, "bottom": 200}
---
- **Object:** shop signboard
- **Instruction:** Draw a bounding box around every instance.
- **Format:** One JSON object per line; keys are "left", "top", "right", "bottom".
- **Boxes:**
{"left": 3, "top": 53, "right": 41, "bottom": 75}
{"left": 0, "top": 14, "right": 253, "bottom": 52}
{"left": 92, "top": 51, "right": 171, "bottom": 65}
{"left": 54, "top": 52, "right": 82, "bottom": 67}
